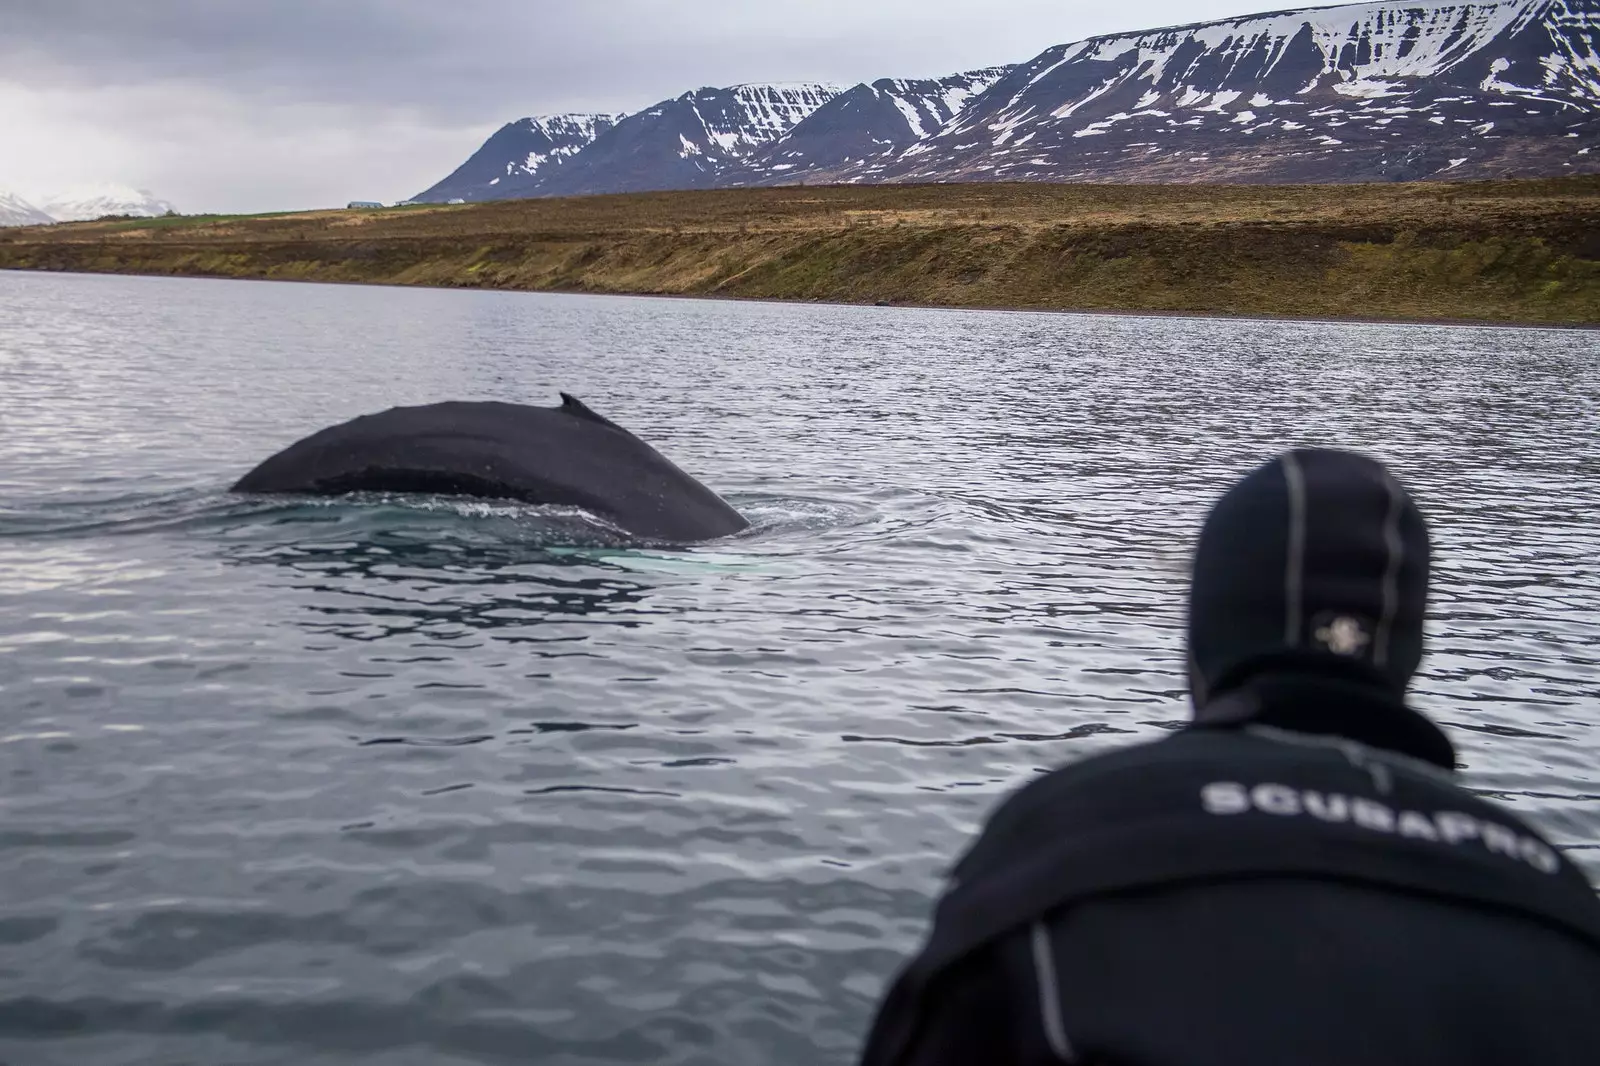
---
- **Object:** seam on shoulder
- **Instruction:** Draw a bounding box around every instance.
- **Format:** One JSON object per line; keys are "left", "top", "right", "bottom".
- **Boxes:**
{"left": 1374, "top": 470, "right": 1405, "bottom": 669}
{"left": 1281, "top": 450, "right": 1308, "bottom": 647}
{"left": 1030, "top": 921, "right": 1076, "bottom": 1063}
{"left": 1242, "top": 723, "right": 1454, "bottom": 785}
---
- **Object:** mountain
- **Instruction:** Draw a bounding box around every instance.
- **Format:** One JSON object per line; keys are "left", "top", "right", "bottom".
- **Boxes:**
{"left": 731, "top": 68, "right": 1013, "bottom": 186}
{"left": 529, "top": 83, "right": 843, "bottom": 197}
{"left": 421, "top": 0, "right": 1600, "bottom": 197}
{"left": 43, "top": 185, "right": 176, "bottom": 221}
{"left": 415, "top": 85, "right": 841, "bottom": 202}
{"left": 869, "top": 0, "right": 1600, "bottom": 184}
{"left": 415, "top": 113, "right": 622, "bottom": 203}
{"left": 0, "top": 192, "right": 53, "bottom": 227}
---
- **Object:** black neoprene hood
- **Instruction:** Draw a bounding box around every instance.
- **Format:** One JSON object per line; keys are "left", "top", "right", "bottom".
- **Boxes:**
{"left": 1186, "top": 449, "right": 1430, "bottom": 710}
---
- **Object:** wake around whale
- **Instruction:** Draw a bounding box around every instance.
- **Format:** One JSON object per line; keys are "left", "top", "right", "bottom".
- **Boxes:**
{"left": 232, "top": 394, "right": 750, "bottom": 542}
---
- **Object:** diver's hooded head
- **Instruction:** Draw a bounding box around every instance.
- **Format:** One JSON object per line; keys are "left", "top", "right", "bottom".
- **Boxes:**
{"left": 1187, "top": 449, "right": 1430, "bottom": 715}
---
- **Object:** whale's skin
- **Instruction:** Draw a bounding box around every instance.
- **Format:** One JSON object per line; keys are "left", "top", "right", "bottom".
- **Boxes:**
{"left": 231, "top": 394, "right": 750, "bottom": 542}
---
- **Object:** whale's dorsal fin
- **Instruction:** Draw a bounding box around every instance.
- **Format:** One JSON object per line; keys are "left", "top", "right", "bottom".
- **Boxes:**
{"left": 559, "top": 392, "right": 625, "bottom": 431}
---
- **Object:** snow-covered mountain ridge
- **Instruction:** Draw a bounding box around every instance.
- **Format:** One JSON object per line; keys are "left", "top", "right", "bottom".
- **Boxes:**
{"left": 869, "top": 0, "right": 1600, "bottom": 184}
{"left": 730, "top": 69, "right": 1013, "bottom": 186}
{"left": 419, "top": 0, "right": 1600, "bottom": 199}
{"left": 0, "top": 185, "right": 178, "bottom": 227}
{"left": 418, "top": 84, "right": 844, "bottom": 202}
{"left": 416, "top": 113, "right": 623, "bottom": 203}
{"left": 43, "top": 185, "right": 176, "bottom": 222}
{"left": 527, "top": 82, "right": 844, "bottom": 198}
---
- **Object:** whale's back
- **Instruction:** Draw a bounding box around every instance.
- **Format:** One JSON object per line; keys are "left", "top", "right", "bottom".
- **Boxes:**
{"left": 233, "top": 396, "right": 749, "bottom": 542}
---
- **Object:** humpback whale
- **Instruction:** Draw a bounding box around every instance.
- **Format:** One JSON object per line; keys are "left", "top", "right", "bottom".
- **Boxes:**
{"left": 232, "top": 395, "right": 749, "bottom": 542}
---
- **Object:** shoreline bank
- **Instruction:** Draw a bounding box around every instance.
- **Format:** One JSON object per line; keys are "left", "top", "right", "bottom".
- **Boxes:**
{"left": 11, "top": 267, "right": 1593, "bottom": 333}
{"left": 2, "top": 178, "right": 1596, "bottom": 327}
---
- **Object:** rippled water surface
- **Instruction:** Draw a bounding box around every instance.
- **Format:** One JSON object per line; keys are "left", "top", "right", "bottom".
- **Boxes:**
{"left": 1, "top": 271, "right": 1598, "bottom": 1065}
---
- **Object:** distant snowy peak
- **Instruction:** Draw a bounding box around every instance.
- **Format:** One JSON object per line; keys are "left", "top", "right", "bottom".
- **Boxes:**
{"left": 43, "top": 185, "right": 175, "bottom": 222}
{"left": 0, "top": 191, "right": 53, "bottom": 227}
{"left": 0, "top": 185, "right": 176, "bottom": 226}
{"left": 735, "top": 67, "right": 1015, "bottom": 184}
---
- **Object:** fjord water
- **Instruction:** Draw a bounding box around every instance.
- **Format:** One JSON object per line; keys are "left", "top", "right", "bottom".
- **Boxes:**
{"left": 2, "top": 271, "right": 1597, "bottom": 1066}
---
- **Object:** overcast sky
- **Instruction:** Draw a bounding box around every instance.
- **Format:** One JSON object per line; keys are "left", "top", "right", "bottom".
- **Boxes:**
{"left": 1, "top": 1, "right": 1296, "bottom": 214}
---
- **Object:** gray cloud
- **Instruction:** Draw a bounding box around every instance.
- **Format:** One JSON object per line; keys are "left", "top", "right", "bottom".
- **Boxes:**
{"left": 0, "top": 0, "right": 1282, "bottom": 212}
{"left": 2, "top": 1, "right": 1277, "bottom": 119}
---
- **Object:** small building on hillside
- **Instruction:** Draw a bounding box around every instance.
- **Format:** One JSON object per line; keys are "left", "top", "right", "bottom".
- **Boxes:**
{"left": 346, "top": 201, "right": 384, "bottom": 209}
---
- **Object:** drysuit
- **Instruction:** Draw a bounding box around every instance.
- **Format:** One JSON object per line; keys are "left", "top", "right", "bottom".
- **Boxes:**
{"left": 859, "top": 449, "right": 1600, "bottom": 1066}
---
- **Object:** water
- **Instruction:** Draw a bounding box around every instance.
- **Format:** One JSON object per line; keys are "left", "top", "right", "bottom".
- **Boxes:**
{"left": 1, "top": 271, "right": 1597, "bottom": 1066}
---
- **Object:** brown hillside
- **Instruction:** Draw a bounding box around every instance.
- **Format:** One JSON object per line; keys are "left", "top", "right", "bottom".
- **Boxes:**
{"left": 2, "top": 179, "right": 1597, "bottom": 325}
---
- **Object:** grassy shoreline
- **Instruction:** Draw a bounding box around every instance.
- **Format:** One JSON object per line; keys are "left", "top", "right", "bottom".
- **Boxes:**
{"left": 2, "top": 178, "right": 1597, "bottom": 326}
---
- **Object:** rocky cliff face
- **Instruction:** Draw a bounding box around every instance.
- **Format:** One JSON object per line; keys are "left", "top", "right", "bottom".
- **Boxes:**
{"left": 419, "top": 0, "right": 1600, "bottom": 198}
{"left": 730, "top": 69, "right": 1012, "bottom": 186}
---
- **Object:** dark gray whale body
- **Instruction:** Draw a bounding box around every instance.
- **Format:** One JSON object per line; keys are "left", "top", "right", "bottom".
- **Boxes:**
{"left": 232, "top": 395, "right": 749, "bottom": 541}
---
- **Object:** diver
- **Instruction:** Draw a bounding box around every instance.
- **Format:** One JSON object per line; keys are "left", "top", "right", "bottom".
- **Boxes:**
{"left": 859, "top": 448, "right": 1600, "bottom": 1066}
